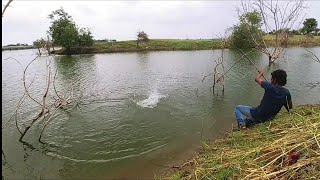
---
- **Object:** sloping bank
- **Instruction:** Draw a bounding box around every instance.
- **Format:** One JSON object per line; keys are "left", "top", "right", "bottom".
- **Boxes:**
{"left": 160, "top": 104, "right": 320, "bottom": 180}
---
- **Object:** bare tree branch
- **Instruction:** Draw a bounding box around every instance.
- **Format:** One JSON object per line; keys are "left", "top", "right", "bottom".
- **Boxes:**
{"left": 52, "top": 57, "right": 63, "bottom": 100}
{"left": 2, "top": 0, "right": 13, "bottom": 17}
{"left": 19, "top": 108, "right": 47, "bottom": 142}
{"left": 305, "top": 48, "right": 320, "bottom": 63}
{"left": 2, "top": 58, "right": 36, "bottom": 130}
{"left": 212, "top": 49, "right": 255, "bottom": 84}
{"left": 240, "top": 0, "right": 305, "bottom": 63}
{"left": 38, "top": 102, "right": 64, "bottom": 143}
{"left": 11, "top": 53, "right": 84, "bottom": 144}
{"left": 23, "top": 55, "right": 42, "bottom": 106}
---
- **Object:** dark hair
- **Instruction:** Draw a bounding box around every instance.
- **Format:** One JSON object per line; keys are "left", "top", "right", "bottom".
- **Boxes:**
{"left": 271, "top": 69, "right": 287, "bottom": 86}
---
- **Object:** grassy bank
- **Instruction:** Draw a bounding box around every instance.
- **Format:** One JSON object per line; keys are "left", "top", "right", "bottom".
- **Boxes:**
{"left": 53, "top": 39, "right": 223, "bottom": 55}
{"left": 161, "top": 104, "right": 320, "bottom": 180}
{"left": 2, "top": 46, "right": 35, "bottom": 51}
{"left": 264, "top": 35, "right": 320, "bottom": 47}
{"left": 53, "top": 35, "right": 320, "bottom": 55}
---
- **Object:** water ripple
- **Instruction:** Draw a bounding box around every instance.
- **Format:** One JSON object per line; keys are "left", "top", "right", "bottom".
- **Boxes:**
{"left": 46, "top": 143, "right": 167, "bottom": 163}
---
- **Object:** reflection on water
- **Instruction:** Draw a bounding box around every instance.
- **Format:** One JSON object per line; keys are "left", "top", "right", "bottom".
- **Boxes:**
{"left": 137, "top": 51, "right": 150, "bottom": 63}
{"left": 2, "top": 47, "right": 320, "bottom": 179}
{"left": 54, "top": 55, "right": 97, "bottom": 94}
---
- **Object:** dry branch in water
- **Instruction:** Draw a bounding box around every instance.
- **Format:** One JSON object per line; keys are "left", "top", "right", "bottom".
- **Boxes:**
{"left": 300, "top": 82, "right": 320, "bottom": 89}
{"left": 212, "top": 48, "right": 226, "bottom": 95}
{"left": 202, "top": 33, "right": 229, "bottom": 95}
{"left": 3, "top": 53, "right": 81, "bottom": 145}
{"left": 202, "top": 45, "right": 258, "bottom": 94}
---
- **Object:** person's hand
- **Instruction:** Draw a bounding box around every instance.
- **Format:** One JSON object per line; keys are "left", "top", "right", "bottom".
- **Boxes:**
{"left": 255, "top": 69, "right": 264, "bottom": 85}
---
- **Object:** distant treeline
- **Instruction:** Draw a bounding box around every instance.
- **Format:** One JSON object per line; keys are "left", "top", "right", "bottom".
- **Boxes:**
{"left": 268, "top": 28, "right": 320, "bottom": 36}
{"left": 94, "top": 39, "right": 117, "bottom": 42}
{"left": 3, "top": 43, "right": 31, "bottom": 47}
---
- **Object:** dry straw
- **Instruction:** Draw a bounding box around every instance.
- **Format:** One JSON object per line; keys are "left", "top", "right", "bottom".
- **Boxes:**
{"left": 165, "top": 105, "right": 320, "bottom": 180}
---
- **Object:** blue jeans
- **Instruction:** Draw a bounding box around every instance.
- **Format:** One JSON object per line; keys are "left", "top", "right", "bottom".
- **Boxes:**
{"left": 234, "top": 105, "right": 254, "bottom": 127}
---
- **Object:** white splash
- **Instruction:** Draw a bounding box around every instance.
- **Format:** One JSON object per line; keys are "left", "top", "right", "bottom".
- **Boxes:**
{"left": 136, "top": 91, "right": 166, "bottom": 108}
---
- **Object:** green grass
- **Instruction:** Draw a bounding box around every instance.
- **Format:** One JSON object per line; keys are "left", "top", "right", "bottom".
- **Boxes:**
{"left": 54, "top": 35, "right": 320, "bottom": 54}
{"left": 94, "top": 39, "right": 223, "bottom": 52}
{"left": 94, "top": 35, "right": 320, "bottom": 53}
{"left": 263, "top": 35, "right": 320, "bottom": 47}
{"left": 161, "top": 104, "right": 320, "bottom": 180}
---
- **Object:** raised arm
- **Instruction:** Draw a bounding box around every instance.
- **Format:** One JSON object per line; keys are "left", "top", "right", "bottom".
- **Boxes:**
{"left": 255, "top": 70, "right": 264, "bottom": 86}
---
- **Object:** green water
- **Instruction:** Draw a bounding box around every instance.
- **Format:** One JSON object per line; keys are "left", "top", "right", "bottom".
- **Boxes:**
{"left": 2, "top": 47, "right": 320, "bottom": 179}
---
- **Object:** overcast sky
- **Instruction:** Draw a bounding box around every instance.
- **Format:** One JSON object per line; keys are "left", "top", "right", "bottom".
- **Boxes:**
{"left": 2, "top": 0, "right": 320, "bottom": 45}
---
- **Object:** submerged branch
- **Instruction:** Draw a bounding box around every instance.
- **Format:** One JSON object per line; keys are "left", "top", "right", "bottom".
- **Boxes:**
{"left": 19, "top": 108, "right": 48, "bottom": 142}
{"left": 38, "top": 103, "right": 63, "bottom": 144}
{"left": 202, "top": 49, "right": 255, "bottom": 85}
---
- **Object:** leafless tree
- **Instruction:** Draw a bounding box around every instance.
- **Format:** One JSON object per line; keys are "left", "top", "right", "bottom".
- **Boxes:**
{"left": 238, "top": 0, "right": 306, "bottom": 63}
{"left": 2, "top": 2, "right": 81, "bottom": 174}
{"left": 2, "top": 0, "right": 84, "bottom": 148}
{"left": 2, "top": 54, "right": 82, "bottom": 146}
{"left": 2, "top": 0, "right": 77, "bottom": 145}
{"left": 202, "top": 31, "right": 238, "bottom": 95}
{"left": 202, "top": 28, "right": 261, "bottom": 95}
{"left": 213, "top": 48, "right": 226, "bottom": 95}
{"left": 202, "top": 37, "right": 226, "bottom": 95}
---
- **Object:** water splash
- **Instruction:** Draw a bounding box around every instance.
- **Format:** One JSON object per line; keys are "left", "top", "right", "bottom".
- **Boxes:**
{"left": 136, "top": 91, "right": 166, "bottom": 108}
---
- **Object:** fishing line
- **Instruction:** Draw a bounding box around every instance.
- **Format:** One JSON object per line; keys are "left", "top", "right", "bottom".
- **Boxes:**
{"left": 234, "top": 47, "right": 268, "bottom": 82}
{"left": 208, "top": 49, "right": 254, "bottom": 84}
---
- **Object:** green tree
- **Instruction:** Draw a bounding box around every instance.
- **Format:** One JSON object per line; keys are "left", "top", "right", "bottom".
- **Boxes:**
{"left": 78, "top": 28, "right": 94, "bottom": 47}
{"left": 301, "top": 18, "right": 318, "bottom": 34}
{"left": 136, "top": 31, "right": 149, "bottom": 48}
{"left": 289, "top": 29, "right": 300, "bottom": 35}
{"left": 48, "top": 8, "right": 79, "bottom": 51}
{"left": 47, "top": 8, "right": 94, "bottom": 53}
{"left": 137, "top": 31, "right": 149, "bottom": 42}
{"left": 33, "top": 38, "right": 46, "bottom": 55}
{"left": 230, "top": 11, "right": 263, "bottom": 50}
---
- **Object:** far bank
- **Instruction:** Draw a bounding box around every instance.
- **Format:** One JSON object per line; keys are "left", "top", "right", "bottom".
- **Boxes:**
{"left": 52, "top": 35, "right": 320, "bottom": 55}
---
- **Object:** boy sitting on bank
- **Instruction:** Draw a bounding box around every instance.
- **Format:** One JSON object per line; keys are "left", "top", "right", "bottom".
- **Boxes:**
{"left": 234, "top": 69, "right": 293, "bottom": 129}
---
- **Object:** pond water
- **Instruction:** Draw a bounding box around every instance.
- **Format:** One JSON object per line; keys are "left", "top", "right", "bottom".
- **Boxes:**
{"left": 2, "top": 47, "right": 320, "bottom": 179}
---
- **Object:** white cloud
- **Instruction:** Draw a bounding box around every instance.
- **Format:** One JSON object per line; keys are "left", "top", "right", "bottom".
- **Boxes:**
{"left": 2, "top": 1, "right": 320, "bottom": 45}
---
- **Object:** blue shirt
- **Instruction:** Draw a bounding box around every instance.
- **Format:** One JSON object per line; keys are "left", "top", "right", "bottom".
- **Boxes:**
{"left": 250, "top": 81, "right": 291, "bottom": 122}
